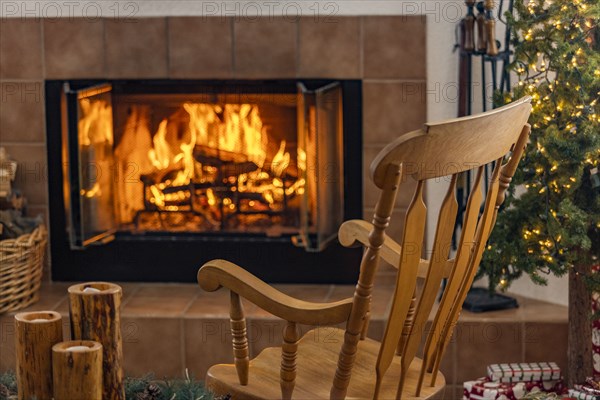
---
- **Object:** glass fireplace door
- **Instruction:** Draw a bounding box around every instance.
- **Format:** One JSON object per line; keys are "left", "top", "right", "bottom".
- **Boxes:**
{"left": 296, "top": 82, "right": 344, "bottom": 251}
{"left": 63, "top": 83, "right": 117, "bottom": 249}
{"left": 62, "top": 80, "right": 345, "bottom": 252}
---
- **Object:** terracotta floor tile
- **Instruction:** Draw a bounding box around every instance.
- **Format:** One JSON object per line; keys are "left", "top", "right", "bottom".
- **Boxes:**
{"left": 122, "top": 317, "right": 184, "bottom": 379}
{"left": 271, "top": 284, "right": 332, "bottom": 303}
{"left": 455, "top": 321, "right": 523, "bottom": 382}
{"left": 524, "top": 322, "right": 568, "bottom": 377}
{"left": 185, "top": 289, "right": 232, "bottom": 318}
{"left": 123, "top": 284, "right": 198, "bottom": 317}
{"left": 184, "top": 317, "right": 231, "bottom": 380}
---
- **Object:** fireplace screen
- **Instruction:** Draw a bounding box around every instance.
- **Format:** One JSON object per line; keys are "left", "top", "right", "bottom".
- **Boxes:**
{"left": 63, "top": 82, "right": 344, "bottom": 252}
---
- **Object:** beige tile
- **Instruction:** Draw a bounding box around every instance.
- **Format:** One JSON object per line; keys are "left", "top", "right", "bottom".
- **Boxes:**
{"left": 454, "top": 321, "right": 523, "bottom": 382}
{"left": 247, "top": 317, "right": 286, "bottom": 357}
{"left": 327, "top": 284, "right": 355, "bottom": 302}
{"left": 234, "top": 18, "right": 296, "bottom": 78}
{"left": 369, "top": 284, "right": 393, "bottom": 318}
{"left": 122, "top": 317, "right": 184, "bottom": 378}
{"left": 122, "top": 284, "right": 197, "bottom": 317}
{"left": 0, "top": 19, "right": 43, "bottom": 79}
{"left": 106, "top": 18, "right": 167, "bottom": 78}
{"left": 363, "top": 16, "right": 426, "bottom": 79}
{"left": 365, "top": 318, "right": 385, "bottom": 341}
{"left": 168, "top": 17, "right": 232, "bottom": 78}
{"left": 2, "top": 144, "right": 48, "bottom": 205}
{"left": 0, "top": 81, "right": 45, "bottom": 142}
{"left": 524, "top": 322, "right": 567, "bottom": 374}
{"left": 515, "top": 295, "right": 568, "bottom": 323}
{"left": 363, "top": 81, "right": 427, "bottom": 146}
{"left": 43, "top": 19, "right": 105, "bottom": 78}
{"left": 11, "top": 282, "right": 70, "bottom": 313}
{"left": 298, "top": 17, "right": 360, "bottom": 78}
{"left": 185, "top": 289, "right": 234, "bottom": 318}
{"left": 247, "top": 319, "right": 344, "bottom": 359}
{"left": 184, "top": 317, "right": 232, "bottom": 379}
{"left": 458, "top": 294, "right": 568, "bottom": 323}
{"left": 444, "top": 384, "right": 465, "bottom": 400}
{"left": 440, "top": 339, "right": 457, "bottom": 385}
{"left": 373, "top": 264, "right": 398, "bottom": 288}
{"left": 363, "top": 146, "right": 419, "bottom": 209}
{"left": 271, "top": 284, "right": 331, "bottom": 302}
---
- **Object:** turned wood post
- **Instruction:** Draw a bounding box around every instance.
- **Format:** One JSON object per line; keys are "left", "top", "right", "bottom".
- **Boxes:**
{"left": 280, "top": 321, "right": 300, "bottom": 400}
{"left": 52, "top": 340, "right": 103, "bottom": 400}
{"left": 230, "top": 290, "right": 249, "bottom": 385}
{"left": 331, "top": 163, "right": 401, "bottom": 400}
{"left": 15, "top": 311, "right": 63, "bottom": 400}
{"left": 68, "top": 282, "right": 125, "bottom": 400}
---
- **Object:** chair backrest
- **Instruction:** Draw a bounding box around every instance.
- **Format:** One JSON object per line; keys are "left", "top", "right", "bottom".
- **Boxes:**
{"left": 331, "top": 97, "right": 532, "bottom": 399}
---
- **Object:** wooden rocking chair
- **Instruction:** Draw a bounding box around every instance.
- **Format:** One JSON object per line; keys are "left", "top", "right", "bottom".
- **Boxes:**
{"left": 197, "top": 97, "right": 532, "bottom": 399}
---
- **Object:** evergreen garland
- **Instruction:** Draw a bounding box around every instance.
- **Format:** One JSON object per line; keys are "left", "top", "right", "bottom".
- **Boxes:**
{"left": 0, "top": 371, "right": 229, "bottom": 400}
{"left": 479, "top": 0, "right": 600, "bottom": 291}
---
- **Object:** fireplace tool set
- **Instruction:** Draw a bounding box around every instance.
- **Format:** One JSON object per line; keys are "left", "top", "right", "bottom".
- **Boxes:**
{"left": 457, "top": 0, "right": 514, "bottom": 117}
{"left": 453, "top": 0, "right": 520, "bottom": 311}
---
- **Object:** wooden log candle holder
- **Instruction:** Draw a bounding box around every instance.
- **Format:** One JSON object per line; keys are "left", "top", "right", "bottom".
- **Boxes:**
{"left": 52, "top": 340, "right": 103, "bottom": 400}
{"left": 14, "top": 311, "right": 63, "bottom": 400}
{"left": 68, "top": 282, "right": 125, "bottom": 400}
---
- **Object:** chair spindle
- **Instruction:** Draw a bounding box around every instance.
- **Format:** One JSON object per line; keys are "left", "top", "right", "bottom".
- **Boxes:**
{"left": 331, "top": 163, "right": 402, "bottom": 400}
{"left": 230, "top": 291, "right": 249, "bottom": 385}
{"left": 281, "top": 321, "right": 300, "bottom": 400}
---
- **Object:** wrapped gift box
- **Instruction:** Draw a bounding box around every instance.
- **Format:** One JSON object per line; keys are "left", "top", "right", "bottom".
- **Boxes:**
{"left": 463, "top": 377, "right": 566, "bottom": 400}
{"left": 569, "top": 381, "right": 600, "bottom": 400}
{"left": 569, "top": 389, "right": 600, "bottom": 400}
{"left": 487, "top": 362, "right": 561, "bottom": 383}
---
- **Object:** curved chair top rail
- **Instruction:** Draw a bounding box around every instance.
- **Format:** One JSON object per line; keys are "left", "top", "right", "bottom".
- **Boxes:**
{"left": 370, "top": 96, "right": 532, "bottom": 187}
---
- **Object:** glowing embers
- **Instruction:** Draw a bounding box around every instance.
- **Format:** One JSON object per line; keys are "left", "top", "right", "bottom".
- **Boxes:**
{"left": 114, "top": 101, "right": 304, "bottom": 233}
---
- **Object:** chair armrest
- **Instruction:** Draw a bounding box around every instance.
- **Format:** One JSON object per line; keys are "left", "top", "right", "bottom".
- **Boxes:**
{"left": 338, "top": 219, "right": 453, "bottom": 279}
{"left": 198, "top": 259, "right": 353, "bottom": 326}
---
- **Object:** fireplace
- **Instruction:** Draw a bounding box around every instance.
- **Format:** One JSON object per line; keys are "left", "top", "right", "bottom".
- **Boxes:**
{"left": 45, "top": 80, "right": 363, "bottom": 283}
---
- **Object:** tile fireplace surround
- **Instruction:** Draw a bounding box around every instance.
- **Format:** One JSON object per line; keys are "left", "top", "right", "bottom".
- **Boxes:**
{"left": 0, "top": 15, "right": 427, "bottom": 277}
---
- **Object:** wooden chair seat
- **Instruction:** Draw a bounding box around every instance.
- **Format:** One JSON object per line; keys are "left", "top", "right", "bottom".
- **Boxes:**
{"left": 206, "top": 328, "right": 445, "bottom": 400}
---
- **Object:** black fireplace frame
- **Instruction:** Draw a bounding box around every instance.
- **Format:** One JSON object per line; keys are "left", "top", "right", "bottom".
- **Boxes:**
{"left": 45, "top": 79, "right": 363, "bottom": 283}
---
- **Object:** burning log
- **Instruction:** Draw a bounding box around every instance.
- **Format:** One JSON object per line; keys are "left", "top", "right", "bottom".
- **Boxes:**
{"left": 194, "top": 144, "right": 251, "bottom": 165}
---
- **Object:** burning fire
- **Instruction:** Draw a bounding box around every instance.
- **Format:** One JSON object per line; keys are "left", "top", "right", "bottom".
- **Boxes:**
{"left": 78, "top": 98, "right": 113, "bottom": 147}
{"left": 115, "top": 101, "right": 304, "bottom": 228}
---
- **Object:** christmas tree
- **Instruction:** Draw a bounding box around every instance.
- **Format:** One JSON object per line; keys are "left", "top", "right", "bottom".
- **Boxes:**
{"left": 480, "top": 0, "right": 600, "bottom": 293}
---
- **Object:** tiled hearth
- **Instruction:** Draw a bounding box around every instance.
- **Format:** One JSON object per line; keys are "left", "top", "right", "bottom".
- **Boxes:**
{"left": 0, "top": 264, "right": 568, "bottom": 395}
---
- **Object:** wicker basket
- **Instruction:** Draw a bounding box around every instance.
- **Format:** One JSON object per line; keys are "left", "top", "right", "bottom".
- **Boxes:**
{"left": 0, "top": 225, "right": 47, "bottom": 314}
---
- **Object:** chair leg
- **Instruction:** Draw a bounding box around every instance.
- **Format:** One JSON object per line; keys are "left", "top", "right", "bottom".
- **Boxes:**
{"left": 230, "top": 291, "right": 249, "bottom": 385}
{"left": 281, "top": 321, "right": 300, "bottom": 400}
